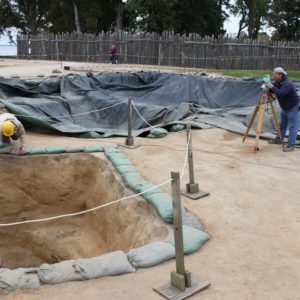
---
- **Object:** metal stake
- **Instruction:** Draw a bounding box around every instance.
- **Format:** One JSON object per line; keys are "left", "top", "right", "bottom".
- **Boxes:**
{"left": 181, "top": 126, "right": 209, "bottom": 200}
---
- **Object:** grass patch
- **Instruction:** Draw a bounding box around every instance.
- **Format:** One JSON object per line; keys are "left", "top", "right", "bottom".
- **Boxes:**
{"left": 212, "top": 69, "right": 300, "bottom": 81}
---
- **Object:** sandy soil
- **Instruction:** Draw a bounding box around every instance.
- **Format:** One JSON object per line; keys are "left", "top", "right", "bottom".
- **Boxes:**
{"left": 0, "top": 58, "right": 219, "bottom": 79}
{"left": 1, "top": 60, "right": 300, "bottom": 300}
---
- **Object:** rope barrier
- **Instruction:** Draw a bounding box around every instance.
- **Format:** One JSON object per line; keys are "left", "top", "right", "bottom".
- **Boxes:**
{"left": 132, "top": 102, "right": 162, "bottom": 130}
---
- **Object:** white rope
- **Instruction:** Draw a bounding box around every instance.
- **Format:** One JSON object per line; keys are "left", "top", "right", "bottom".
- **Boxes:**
{"left": 0, "top": 179, "right": 172, "bottom": 227}
{"left": 0, "top": 132, "right": 192, "bottom": 227}
{"left": 10, "top": 99, "right": 128, "bottom": 120}
{"left": 132, "top": 102, "right": 162, "bottom": 130}
{"left": 180, "top": 131, "right": 191, "bottom": 180}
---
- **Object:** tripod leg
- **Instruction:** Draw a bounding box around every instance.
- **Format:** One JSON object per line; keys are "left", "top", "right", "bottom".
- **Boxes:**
{"left": 254, "top": 103, "right": 266, "bottom": 151}
{"left": 242, "top": 97, "right": 262, "bottom": 142}
{"left": 268, "top": 98, "right": 283, "bottom": 143}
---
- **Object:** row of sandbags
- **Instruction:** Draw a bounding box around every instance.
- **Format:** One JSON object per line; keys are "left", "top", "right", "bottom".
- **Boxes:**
{"left": 0, "top": 144, "right": 104, "bottom": 155}
{"left": 0, "top": 235, "right": 208, "bottom": 294}
{"left": 104, "top": 147, "right": 210, "bottom": 252}
{"left": 0, "top": 251, "right": 133, "bottom": 294}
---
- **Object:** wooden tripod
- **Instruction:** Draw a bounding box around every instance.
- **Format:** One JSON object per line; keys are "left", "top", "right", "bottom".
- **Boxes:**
{"left": 242, "top": 91, "right": 282, "bottom": 152}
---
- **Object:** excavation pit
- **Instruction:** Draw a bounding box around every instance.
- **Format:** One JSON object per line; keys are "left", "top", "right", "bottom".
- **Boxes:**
{"left": 0, "top": 153, "right": 170, "bottom": 269}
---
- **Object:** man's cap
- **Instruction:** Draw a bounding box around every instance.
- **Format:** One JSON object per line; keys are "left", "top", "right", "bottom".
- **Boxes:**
{"left": 273, "top": 67, "right": 287, "bottom": 75}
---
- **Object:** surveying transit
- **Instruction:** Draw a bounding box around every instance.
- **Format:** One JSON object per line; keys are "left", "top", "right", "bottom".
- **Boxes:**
{"left": 242, "top": 75, "right": 282, "bottom": 152}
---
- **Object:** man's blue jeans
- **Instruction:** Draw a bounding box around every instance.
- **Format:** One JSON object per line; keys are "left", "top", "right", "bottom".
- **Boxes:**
{"left": 275, "top": 104, "right": 300, "bottom": 146}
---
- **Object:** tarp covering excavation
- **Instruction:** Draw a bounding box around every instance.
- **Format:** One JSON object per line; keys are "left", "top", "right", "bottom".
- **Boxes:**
{"left": 0, "top": 72, "right": 299, "bottom": 139}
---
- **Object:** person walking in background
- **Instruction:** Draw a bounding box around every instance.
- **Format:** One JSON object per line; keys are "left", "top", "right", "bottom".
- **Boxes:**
{"left": 109, "top": 43, "right": 117, "bottom": 65}
{"left": 266, "top": 67, "right": 300, "bottom": 152}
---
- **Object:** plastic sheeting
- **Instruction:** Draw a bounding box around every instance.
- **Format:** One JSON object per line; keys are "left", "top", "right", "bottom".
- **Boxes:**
{"left": 1, "top": 72, "right": 298, "bottom": 139}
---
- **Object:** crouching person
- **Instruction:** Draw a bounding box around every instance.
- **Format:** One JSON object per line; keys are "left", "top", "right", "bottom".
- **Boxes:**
{"left": 0, "top": 113, "right": 26, "bottom": 155}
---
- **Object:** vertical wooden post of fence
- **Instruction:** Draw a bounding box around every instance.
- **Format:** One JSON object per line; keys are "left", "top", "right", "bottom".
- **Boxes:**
{"left": 181, "top": 125, "right": 210, "bottom": 200}
{"left": 153, "top": 172, "right": 210, "bottom": 300}
{"left": 56, "top": 39, "right": 59, "bottom": 62}
{"left": 119, "top": 98, "right": 140, "bottom": 149}
{"left": 126, "top": 98, "right": 134, "bottom": 146}
{"left": 158, "top": 36, "right": 163, "bottom": 66}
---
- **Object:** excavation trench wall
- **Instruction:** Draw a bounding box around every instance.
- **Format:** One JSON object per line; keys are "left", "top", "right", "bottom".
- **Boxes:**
{"left": 0, "top": 153, "right": 169, "bottom": 269}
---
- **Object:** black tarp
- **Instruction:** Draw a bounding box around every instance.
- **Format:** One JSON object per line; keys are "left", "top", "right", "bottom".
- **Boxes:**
{"left": 0, "top": 72, "right": 299, "bottom": 139}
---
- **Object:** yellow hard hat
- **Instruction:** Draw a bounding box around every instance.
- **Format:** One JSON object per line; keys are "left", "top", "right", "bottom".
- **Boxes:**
{"left": 2, "top": 121, "right": 14, "bottom": 137}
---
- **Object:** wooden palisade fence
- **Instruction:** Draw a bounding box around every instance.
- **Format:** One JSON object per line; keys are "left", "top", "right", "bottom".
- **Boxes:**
{"left": 17, "top": 31, "right": 300, "bottom": 70}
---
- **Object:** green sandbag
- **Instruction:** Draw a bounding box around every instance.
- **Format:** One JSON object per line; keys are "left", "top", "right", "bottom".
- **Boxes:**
{"left": 79, "top": 131, "right": 107, "bottom": 138}
{"left": 121, "top": 172, "right": 143, "bottom": 183}
{"left": 145, "top": 193, "right": 173, "bottom": 224}
{"left": 168, "top": 225, "right": 210, "bottom": 255}
{"left": 116, "top": 165, "right": 137, "bottom": 174}
{"left": 0, "top": 147, "right": 11, "bottom": 154}
{"left": 65, "top": 146, "right": 85, "bottom": 153}
{"left": 122, "top": 173, "right": 145, "bottom": 190}
{"left": 30, "top": 147, "right": 47, "bottom": 155}
{"left": 133, "top": 182, "right": 162, "bottom": 197}
{"left": 106, "top": 151, "right": 128, "bottom": 161}
{"left": 147, "top": 134, "right": 158, "bottom": 138}
{"left": 109, "top": 156, "right": 132, "bottom": 167}
{"left": 46, "top": 146, "right": 66, "bottom": 154}
{"left": 105, "top": 147, "right": 121, "bottom": 154}
{"left": 148, "top": 128, "right": 168, "bottom": 138}
{"left": 0, "top": 143, "right": 10, "bottom": 149}
{"left": 242, "top": 76, "right": 254, "bottom": 81}
{"left": 170, "top": 124, "right": 186, "bottom": 132}
{"left": 84, "top": 145, "right": 104, "bottom": 153}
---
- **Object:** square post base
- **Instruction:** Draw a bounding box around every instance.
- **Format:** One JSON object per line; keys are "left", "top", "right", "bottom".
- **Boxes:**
{"left": 154, "top": 274, "right": 210, "bottom": 300}
{"left": 118, "top": 138, "right": 140, "bottom": 149}
{"left": 118, "top": 143, "right": 140, "bottom": 149}
{"left": 181, "top": 183, "right": 209, "bottom": 200}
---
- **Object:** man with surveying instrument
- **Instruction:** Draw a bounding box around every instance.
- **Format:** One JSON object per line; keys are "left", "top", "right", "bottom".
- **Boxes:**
{"left": 265, "top": 67, "right": 300, "bottom": 152}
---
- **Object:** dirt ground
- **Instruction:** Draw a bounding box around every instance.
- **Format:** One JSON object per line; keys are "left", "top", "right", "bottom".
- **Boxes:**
{"left": 0, "top": 58, "right": 219, "bottom": 78}
{"left": 1, "top": 60, "right": 300, "bottom": 300}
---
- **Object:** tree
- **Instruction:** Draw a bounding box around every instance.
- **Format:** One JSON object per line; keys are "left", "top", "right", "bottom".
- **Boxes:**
{"left": 115, "top": 0, "right": 124, "bottom": 30}
{"left": 125, "top": 0, "right": 229, "bottom": 35}
{"left": 125, "top": 0, "right": 176, "bottom": 33}
{"left": 73, "top": 1, "right": 81, "bottom": 33}
{"left": 0, "top": 0, "right": 117, "bottom": 35}
{"left": 173, "top": 0, "right": 228, "bottom": 36}
{"left": 0, "top": 0, "right": 50, "bottom": 34}
{"left": 0, "top": 0, "right": 230, "bottom": 36}
{"left": 268, "top": 0, "right": 300, "bottom": 41}
{"left": 231, "top": 0, "right": 270, "bottom": 39}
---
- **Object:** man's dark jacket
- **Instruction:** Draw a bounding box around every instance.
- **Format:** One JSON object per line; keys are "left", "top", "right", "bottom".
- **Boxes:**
{"left": 270, "top": 75, "right": 300, "bottom": 110}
